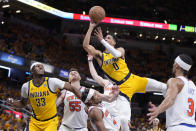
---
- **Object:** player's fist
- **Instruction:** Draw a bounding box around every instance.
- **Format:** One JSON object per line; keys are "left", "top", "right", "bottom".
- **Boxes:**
{"left": 7, "top": 98, "right": 14, "bottom": 105}
{"left": 89, "top": 21, "right": 97, "bottom": 28}
{"left": 88, "top": 54, "right": 94, "bottom": 61}
{"left": 111, "top": 85, "right": 120, "bottom": 97}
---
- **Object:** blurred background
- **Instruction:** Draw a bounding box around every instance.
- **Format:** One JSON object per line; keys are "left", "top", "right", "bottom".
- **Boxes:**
{"left": 0, "top": 0, "right": 196, "bottom": 130}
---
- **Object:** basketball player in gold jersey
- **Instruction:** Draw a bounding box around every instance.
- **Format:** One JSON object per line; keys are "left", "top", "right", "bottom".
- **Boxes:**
{"left": 7, "top": 62, "right": 73, "bottom": 131}
{"left": 83, "top": 22, "right": 167, "bottom": 131}
{"left": 147, "top": 118, "right": 164, "bottom": 131}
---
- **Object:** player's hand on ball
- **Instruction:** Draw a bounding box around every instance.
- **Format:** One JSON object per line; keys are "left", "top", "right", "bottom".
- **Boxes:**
{"left": 89, "top": 22, "right": 97, "bottom": 28}
{"left": 94, "top": 27, "right": 103, "bottom": 42}
{"left": 88, "top": 54, "right": 94, "bottom": 61}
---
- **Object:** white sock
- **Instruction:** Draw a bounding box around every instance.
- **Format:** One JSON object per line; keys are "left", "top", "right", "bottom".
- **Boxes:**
{"left": 146, "top": 78, "right": 167, "bottom": 94}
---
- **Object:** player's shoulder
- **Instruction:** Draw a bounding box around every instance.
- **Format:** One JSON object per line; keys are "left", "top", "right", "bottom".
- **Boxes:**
{"left": 167, "top": 77, "right": 184, "bottom": 88}
{"left": 89, "top": 106, "right": 103, "bottom": 119}
{"left": 22, "top": 81, "right": 29, "bottom": 88}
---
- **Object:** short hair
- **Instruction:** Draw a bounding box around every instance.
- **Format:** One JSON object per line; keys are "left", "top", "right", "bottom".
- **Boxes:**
{"left": 69, "top": 68, "right": 79, "bottom": 73}
{"left": 178, "top": 54, "right": 193, "bottom": 75}
{"left": 179, "top": 54, "right": 193, "bottom": 65}
{"left": 107, "top": 34, "right": 118, "bottom": 45}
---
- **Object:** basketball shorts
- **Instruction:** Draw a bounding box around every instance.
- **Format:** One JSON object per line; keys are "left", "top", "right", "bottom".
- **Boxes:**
{"left": 119, "top": 73, "right": 148, "bottom": 101}
{"left": 26, "top": 116, "right": 58, "bottom": 131}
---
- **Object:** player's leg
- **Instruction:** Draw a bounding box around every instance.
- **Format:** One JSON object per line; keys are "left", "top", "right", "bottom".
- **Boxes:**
{"left": 117, "top": 96, "right": 131, "bottom": 131}
{"left": 145, "top": 78, "right": 167, "bottom": 94}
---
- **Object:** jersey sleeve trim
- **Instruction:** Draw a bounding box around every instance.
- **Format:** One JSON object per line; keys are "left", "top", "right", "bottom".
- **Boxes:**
{"left": 47, "top": 77, "right": 57, "bottom": 94}
{"left": 27, "top": 81, "right": 30, "bottom": 98}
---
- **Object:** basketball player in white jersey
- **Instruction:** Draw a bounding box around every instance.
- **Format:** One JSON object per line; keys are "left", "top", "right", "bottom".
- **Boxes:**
{"left": 87, "top": 98, "right": 119, "bottom": 131}
{"left": 61, "top": 68, "right": 120, "bottom": 130}
{"left": 57, "top": 68, "right": 88, "bottom": 131}
{"left": 88, "top": 54, "right": 129, "bottom": 130}
{"left": 148, "top": 54, "right": 196, "bottom": 131}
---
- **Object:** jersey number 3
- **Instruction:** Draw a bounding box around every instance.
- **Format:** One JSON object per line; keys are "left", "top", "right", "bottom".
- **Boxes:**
{"left": 69, "top": 101, "right": 81, "bottom": 112}
{"left": 187, "top": 98, "right": 194, "bottom": 117}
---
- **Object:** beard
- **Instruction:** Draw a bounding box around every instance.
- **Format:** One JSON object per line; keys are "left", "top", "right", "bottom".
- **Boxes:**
{"left": 34, "top": 74, "right": 44, "bottom": 78}
{"left": 172, "top": 68, "right": 176, "bottom": 77}
{"left": 69, "top": 77, "right": 80, "bottom": 82}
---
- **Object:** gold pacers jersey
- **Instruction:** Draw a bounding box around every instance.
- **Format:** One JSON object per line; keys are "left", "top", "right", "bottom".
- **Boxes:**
{"left": 101, "top": 52, "right": 129, "bottom": 82}
{"left": 29, "top": 77, "right": 57, "bottom": 120}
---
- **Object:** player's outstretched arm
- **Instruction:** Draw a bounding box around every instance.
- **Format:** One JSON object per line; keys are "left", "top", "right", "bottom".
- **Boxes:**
{"left": 88, "top": 55, "right": 109, "bottom": 87}
{"left": 98, "top": 85, "right": 119, "bottom": 102}
{"left": 89, "top": 108, "right": 106, "bottom": 131}
{"left": 83, "top": 22, "right": 102, "bottom": 57}
{"left": 7, "top": 82, "right": 29, "bottom": 108}
{"left": 7, "top": 97, "right": 28, "bottom": 108}
{"left": 94, "top": 27, "right": 125, "bottom": 58}
{"left": 64, "top": 82, "right": 82, "bottom": 99}
{"left": 147, "top": 78, "right": 183, "bottom": 123}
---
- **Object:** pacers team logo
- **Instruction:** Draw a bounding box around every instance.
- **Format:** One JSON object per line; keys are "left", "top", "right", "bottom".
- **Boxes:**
{"left": 44, "top": 84, "right": 47, "bottom": 87}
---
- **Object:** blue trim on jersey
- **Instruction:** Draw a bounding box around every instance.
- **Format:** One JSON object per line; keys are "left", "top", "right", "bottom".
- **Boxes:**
{"left": 119, "top": 91, "right": 130, "bottom": 102}
{"left": 116, "top": 72, "right": 131, "bottom": 85}
{"left": 180, "top": 123, "right": 196, "bottom": 127}
{"left": 32, "top": 114, "right": 57, "bottom": 121}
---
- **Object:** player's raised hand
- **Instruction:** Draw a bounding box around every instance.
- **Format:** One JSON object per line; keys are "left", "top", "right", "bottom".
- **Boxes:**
{"left": 147, "top": 102, "right": 160, "bottom": 124}
{"left": 94, "top": 27, "right": 103, "bottom": 42}
{"left": 64, "top": 82, "right": 73, "bottom": 91}
{"left": 88, "top": 54, "right": 94, "bottom": 61}
{"left": 111, "top": 85, "right": 120, "bottom": 97}
{"left": 89, "top": 21, "right": 97, "bottom": 29}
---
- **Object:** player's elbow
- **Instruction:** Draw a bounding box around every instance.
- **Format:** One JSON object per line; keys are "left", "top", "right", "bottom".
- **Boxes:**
{"left": 113, "top": 52, "right": 122, "bottom": 58}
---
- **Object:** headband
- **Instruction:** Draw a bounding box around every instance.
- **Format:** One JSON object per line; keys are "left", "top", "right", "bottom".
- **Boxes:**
{"left": 30, "top": 62, "right": 42, "bottom": 71}
{"left": 175, "top": 56, "right": 191, "bottom": 71}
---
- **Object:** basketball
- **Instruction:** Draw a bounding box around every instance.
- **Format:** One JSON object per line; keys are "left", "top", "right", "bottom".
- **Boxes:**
{"left": 89, "top": 6, "right": 105, "bottom": 23}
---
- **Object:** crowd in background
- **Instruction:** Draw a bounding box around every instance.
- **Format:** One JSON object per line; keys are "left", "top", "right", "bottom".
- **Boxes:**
{"left": 43, "top": 0, "right": 196, "bottom": 26}
{"left": 0, "top": 21, "right": 196, "bottom": 83}
{"left": 0, "top": 12, "right": 196, "bottom": 130}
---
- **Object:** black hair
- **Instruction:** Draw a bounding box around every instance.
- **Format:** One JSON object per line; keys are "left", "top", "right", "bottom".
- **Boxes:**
{"left": 69, "top": 68, "right": 79, "bottom": 72}
{"left": 107, "top": 34, "right": 118, "bottom": 45}
{"left": 178, "top": 54, "right": 193, "bottom": 76}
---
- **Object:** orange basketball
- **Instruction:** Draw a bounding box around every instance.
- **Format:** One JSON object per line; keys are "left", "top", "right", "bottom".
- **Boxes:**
{"left": 89, "top": 6, "right": 105, "bottom": 23}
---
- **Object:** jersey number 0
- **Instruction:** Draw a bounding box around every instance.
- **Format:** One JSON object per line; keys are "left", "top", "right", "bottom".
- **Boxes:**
{"left": 112, "top": 63, "right": 119, "bottom": 71}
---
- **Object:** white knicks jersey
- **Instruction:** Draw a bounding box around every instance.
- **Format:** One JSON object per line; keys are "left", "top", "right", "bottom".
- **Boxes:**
{"left": 102, "top": 82, "right": 118, "bottom": 117}
{"left": 61, "top": 87, "right": 88, "bottom": 128}
{"left": 166, "top": 76, "right": 196, "bottom": 128}
{"left": 88, "top": 105, "right": 119, "bottom": 131}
